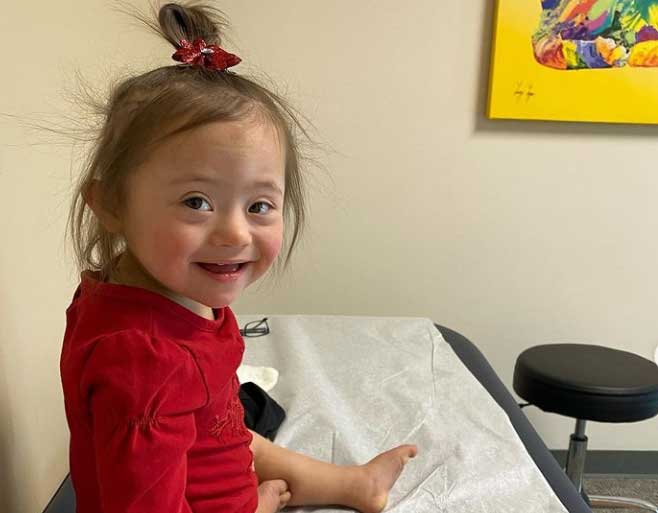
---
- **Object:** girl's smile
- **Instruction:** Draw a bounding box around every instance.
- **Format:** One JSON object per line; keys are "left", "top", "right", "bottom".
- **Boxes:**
{"left": 196, "top": 261, "right": 251, "bottom": 282}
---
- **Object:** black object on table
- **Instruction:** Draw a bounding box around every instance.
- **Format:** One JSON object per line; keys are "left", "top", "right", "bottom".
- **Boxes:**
{"left": 240, "top": 381, "right": 286, "bottom": 441}
{"left": 514, "top": 343, "right": 658, "bottom": 512}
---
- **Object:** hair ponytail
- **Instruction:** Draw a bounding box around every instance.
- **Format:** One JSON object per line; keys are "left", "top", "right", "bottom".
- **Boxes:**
{"left": 158, "top": 2, "right": 226, "bottom": 48}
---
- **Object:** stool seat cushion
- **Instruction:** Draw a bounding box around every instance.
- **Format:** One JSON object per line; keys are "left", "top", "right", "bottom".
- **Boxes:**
{"left": 513, "top": 344, "right": 658, "bottom": 422}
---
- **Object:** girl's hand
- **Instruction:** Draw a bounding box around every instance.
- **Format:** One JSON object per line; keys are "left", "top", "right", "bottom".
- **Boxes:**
{"left": 256, "top": 479, "right": 292, "bottom": 513}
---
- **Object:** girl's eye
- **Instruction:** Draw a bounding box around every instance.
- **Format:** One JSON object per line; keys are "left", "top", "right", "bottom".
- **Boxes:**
{"left": 249, "top": 201, "right": 273, "bottom": 214}
{"left": 183, "top": 196, "right": 212, "bottom": 211}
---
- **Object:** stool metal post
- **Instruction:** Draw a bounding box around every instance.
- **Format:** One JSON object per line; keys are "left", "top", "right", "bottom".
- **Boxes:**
{"left": 565, "top": 419, "right": 588, "bottom": 493}
{"left": 563, "top": 420, "right": 657, "bottom": 512}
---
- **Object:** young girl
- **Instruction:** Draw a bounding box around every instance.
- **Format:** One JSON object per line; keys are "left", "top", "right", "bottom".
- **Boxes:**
{"left": 60, "top": 2, "right": 418, "bottom": 512}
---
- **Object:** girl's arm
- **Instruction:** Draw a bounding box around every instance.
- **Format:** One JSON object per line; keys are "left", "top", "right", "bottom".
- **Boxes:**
{"left": 81, "top": 331, "right": 206, "bottom": 513}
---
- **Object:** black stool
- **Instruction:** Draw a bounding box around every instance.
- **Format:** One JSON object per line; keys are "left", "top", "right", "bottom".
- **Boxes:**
{"left": 513, "top": 343, "right": 658, "bottom": 512}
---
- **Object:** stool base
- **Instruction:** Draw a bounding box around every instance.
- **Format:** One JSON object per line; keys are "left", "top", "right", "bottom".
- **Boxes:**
{"left": 563, "top": 419, "right": 658, "bottom": 512}
{"left": 588, "top": 494, "right": 658, "bottom": 512}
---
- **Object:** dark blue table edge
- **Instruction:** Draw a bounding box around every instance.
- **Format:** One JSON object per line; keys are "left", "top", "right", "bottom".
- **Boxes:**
{"left": 436, "top": 324, "right": 592, "bottom": 513}
{"left": 42, "top": 324, "right": 591, "bottom": 513}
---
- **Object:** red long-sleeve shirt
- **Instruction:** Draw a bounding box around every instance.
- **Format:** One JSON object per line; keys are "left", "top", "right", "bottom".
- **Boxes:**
{"left": 60, "top": 270, "right": 258, "bottom": 513}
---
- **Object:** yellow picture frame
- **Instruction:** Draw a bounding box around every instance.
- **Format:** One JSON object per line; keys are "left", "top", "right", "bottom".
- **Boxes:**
{"left": 487, "top": 0, "right": 658, "bottom": 124}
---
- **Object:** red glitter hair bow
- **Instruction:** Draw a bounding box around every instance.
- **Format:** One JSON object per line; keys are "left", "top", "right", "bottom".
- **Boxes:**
{"left": 172, "top": 38, "right": 241, "bottom": 71}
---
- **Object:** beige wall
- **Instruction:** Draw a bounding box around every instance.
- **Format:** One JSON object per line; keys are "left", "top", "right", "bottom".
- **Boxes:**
{"left": 2, "top": 1, "right": 658, "bottom": 512}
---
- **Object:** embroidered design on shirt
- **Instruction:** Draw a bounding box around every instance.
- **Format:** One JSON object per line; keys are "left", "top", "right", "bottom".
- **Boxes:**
{"left": 209, "top": 393, "right": 248, "bottom": 442}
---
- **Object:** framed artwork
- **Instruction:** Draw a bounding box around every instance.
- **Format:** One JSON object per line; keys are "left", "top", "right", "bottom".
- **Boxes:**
{"left": 487, "top": 0, "right": 658, "bottom": 124}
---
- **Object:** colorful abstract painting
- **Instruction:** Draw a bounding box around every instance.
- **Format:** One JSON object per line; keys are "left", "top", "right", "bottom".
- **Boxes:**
{"left": 488, "top": 0, "right": 658, "bottom": 124}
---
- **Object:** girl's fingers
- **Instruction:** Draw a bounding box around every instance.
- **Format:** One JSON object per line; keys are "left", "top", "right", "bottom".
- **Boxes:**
{"left": 279, "top": 490, "right": 292, "bottom": 511}
{"left": 271, "top": 478, "right": 289, "bottom": 494}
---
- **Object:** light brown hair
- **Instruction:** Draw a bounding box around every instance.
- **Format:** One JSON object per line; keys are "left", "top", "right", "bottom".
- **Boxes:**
{"left": 68, "top": 1, "right": 317, "bottom": 284}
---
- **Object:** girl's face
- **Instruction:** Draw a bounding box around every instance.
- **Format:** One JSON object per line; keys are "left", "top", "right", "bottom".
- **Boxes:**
{"left": 116, "top": 118, "right": 285, "bottom": 313}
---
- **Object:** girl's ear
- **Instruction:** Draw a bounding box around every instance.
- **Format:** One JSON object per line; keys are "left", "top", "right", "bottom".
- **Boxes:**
{"left": 83, "top": 179, "right": 122, "bottom": 234}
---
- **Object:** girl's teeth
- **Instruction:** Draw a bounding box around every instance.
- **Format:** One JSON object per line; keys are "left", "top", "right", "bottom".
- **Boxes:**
{"left": 200, "top": 263, "right": 241, "bottom": 273}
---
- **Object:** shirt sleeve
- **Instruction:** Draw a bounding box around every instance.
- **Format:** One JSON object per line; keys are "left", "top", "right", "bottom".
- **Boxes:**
{"left": 80, "top": 329, "right": 208, "bottom": 513}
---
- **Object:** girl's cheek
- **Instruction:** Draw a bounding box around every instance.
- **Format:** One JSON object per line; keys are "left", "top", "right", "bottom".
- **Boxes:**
{"left": 264, "top": 233, "right": 284, "bottom": 262}
{"left": 153, "top": 225, "right": 202, "bottom": 261}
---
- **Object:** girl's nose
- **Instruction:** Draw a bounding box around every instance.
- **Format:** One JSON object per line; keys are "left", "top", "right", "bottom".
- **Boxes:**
{"left": 209, "top": 210, "right": 252, "bottom": 248}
